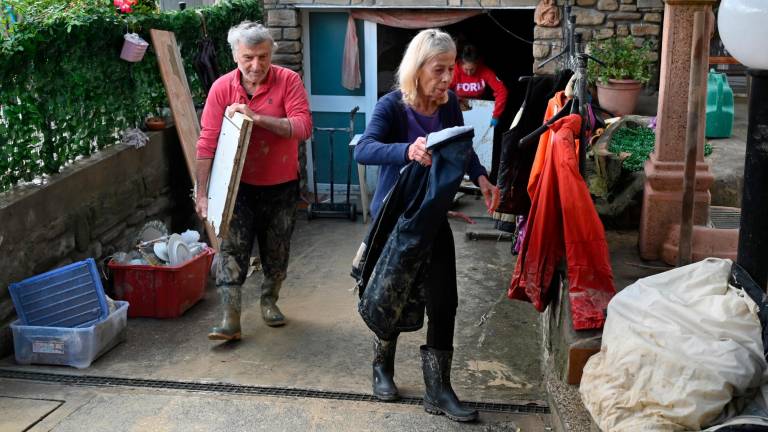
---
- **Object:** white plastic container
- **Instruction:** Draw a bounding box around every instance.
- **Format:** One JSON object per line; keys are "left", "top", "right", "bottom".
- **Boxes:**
{"left": 11, "top": 301, "right": 128, "bottom": 369}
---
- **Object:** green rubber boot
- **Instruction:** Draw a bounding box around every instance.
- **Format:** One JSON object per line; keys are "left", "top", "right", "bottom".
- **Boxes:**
{"left": 261, "top": 278, "right": 286, "bottom": 327}
{"left": 208, "top": 285, "right": 242, "bottom": 340}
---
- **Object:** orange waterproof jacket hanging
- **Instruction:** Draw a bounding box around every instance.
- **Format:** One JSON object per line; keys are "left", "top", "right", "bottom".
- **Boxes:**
{"left": 508, "top": 109, "right": 615, "bottom": 330}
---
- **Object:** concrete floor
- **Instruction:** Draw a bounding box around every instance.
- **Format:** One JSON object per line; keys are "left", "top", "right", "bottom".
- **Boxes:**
{"left": 708, "top": 95, "right": 749, "bottom": 207}
{"left": 1, "top": 197, "right": 551, "bottom": 430}
{"left": 0, "top": 378, "right": 550, "bottom": 432}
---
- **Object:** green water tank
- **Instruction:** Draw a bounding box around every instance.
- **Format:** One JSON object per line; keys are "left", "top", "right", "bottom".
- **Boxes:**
{"left": 706, "top": 69, "right": 734, "bottom": 139}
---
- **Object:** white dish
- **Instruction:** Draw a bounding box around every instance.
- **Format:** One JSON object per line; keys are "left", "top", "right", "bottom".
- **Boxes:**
{"left": 167, "top": 234, "right": 192, "bottom": 266}
{"left": 188, "top": 243, "right": 205, "bottom": 256}
{"left": 180, "top": 230, "right": 200, "bottom": 245}
{"left": 153, "top": 242, "right": 170, "bottom": 262}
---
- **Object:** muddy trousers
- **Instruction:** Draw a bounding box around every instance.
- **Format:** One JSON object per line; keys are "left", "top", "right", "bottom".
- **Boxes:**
{"left": 215, "top": 181, "right": 298, "bottom": 287}
{"left": 424, "top": 223, "right": 458, "bottom": 351}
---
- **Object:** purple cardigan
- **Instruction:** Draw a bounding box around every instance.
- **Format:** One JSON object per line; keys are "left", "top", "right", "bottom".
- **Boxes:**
{"left": 354, "top": 90, "right": 488, "bottom": 218}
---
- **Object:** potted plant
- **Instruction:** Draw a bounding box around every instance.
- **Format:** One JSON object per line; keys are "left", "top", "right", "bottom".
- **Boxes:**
{"left": 143, "top": 99, "right": 169, "bottom": 131}
{"left": 145, "top": 113, "right": 166, "bottom": 130}
{"left": 136, "top": 72, "right": 169, "bottom": 131}
{"left": 587, "top": 36, "right": 654, "bottom": 117}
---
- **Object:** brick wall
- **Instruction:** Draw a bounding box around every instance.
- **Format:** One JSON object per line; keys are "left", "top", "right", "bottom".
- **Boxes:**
{"left": 0, "top": 128, "right": 194, "bottom": 357}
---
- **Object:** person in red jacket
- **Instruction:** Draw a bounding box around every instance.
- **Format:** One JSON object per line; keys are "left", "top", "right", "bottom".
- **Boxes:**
{"left": 450, "top": 44, "right": 508, "bottom": 127}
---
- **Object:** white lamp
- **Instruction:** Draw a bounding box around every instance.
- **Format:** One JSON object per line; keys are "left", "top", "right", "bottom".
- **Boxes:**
{"left": 718, "top": 0, "right": 768, "bottom": 69}
{"left": 719, "top": 0, "right": 768, "bottom": 289}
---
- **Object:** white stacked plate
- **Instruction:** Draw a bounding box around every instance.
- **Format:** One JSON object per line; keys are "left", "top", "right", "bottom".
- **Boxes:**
{"left": 167, "top": 234, "right": 192, "bottom": 266}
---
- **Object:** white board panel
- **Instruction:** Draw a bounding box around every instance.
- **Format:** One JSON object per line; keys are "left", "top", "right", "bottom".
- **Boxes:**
{"left": 207, "top": 112, "right": 253, "bottom": 238}
{"left": 460, "top": 99, "right": 495, "bottom": 171}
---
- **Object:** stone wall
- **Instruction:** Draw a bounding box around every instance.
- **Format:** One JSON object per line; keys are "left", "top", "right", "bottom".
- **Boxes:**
{"left": 263, "top": 0, "right": 540, "bottom": 74}
{"left": 262, "top": 0, "right": 664, "bottom": 194}
{"left": 263, "top": 0, "right": 664, "bottom": 83}
{"left": 533, "top": 0, "right": 664, "bottom": 81}
{"left": 0, "top": 128, "right": 194, "bottom": 357}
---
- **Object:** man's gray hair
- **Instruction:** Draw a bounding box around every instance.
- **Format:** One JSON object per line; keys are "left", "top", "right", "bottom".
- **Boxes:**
{"left": 227, "top": 21, "right": 277, "bottom": 54}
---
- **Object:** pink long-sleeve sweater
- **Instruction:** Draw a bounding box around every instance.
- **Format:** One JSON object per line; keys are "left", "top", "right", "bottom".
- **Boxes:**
{"left": 196, "top": 66, "right": 312, "bottom": 186}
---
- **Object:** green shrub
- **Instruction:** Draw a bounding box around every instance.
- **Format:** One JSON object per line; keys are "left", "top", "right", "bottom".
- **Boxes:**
{"left": 587, "top": 36, "right": 654, "bottom": 86}
{"left": 0, "top": 0, "right": 260, "bottom": 192}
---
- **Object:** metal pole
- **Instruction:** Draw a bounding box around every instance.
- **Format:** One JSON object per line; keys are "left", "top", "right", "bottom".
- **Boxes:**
{"left": 329, "top": 132, "right": 335, "bottom": 205}
{"left": 573, "top": 33, "right": 588, "bottom": 177}
{"left": 311, "top": 133, "right": 319, "bottom": 205}
{"left": 678, "top": 11, "right": 708, "bottom": 266}
{"left": 737, "top": 69, "right": 768, "bottom": 289}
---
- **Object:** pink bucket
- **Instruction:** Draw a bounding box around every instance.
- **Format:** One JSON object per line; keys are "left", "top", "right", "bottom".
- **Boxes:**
{"left": 120, "top": 33, "right": 149, "bottom": 62}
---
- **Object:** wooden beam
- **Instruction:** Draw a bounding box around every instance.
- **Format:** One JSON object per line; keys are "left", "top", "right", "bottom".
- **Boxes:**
{"left": 150, "top": 28, "right": 219, "bottom": 250}
{"left": 679, "top": 11, "right": 708, "bottom": 266}
{"left": 709, "top": 55, "right": 740, "bottom": 65}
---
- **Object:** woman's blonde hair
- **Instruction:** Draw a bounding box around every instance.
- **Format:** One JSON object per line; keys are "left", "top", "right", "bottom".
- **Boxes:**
{"left": 395, "top": 28, "right": 456, "bottom": 106}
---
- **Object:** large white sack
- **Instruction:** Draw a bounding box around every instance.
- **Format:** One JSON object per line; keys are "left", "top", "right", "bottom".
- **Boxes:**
{"left": 580, "top": 258, "right": 767, "bottom": 431}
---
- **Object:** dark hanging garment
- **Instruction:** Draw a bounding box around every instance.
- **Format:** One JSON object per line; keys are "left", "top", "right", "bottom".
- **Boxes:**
{"left": 194, "top": 36, "right": 219, "bottom": 95}
{"left": 193, "top": 13, "right": 219, "bottom": 95}
{"left": 352, "top": 129, "right": 474, "bottom": 340}
{"left": 493, "top": 71, "right": 572, "bottom": 233}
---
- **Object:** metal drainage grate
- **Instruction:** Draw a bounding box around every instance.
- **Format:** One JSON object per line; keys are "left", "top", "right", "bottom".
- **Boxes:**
{"left": 711, "top": 206, "right": 741, "bottom": 230}
{"left": 0, "top": 369, "right": 549, "bottom": 415}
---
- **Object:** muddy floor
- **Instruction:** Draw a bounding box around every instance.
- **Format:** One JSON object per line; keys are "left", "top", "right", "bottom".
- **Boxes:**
{"left": 1, "top": 196, "right": 546, "bottom": 408}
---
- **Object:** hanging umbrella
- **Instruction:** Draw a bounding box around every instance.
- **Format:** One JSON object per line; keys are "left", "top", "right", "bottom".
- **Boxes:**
{"left": 194, "top": 11, "right": 219, "bottom": 95}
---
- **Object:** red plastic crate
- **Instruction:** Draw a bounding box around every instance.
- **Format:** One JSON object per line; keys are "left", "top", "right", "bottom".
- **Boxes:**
{"left": 108, "top": 248, "right": 215, "bottom": 318}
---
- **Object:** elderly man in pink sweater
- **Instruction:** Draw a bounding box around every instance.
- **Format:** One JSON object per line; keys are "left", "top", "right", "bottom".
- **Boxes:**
{"left": 195, "top": 21, "right": 312, "bottom": 341}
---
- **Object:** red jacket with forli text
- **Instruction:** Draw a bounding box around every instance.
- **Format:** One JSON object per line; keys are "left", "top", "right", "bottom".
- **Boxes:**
{"left": 196, "top": 66, "right": 313, "bottom": 186}
{"left": 450, "top": 62, "right": 508, "bottom": 119}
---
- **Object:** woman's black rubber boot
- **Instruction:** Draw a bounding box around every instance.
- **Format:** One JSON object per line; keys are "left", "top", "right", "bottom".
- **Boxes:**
{"left": 372, "top": 335, "right": 399, "bottom": 401}
{"left": 420, "top": 345, "right": 478, "bottom": 422}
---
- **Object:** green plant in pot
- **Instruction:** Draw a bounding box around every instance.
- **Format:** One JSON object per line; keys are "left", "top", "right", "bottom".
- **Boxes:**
{"left": 587, "top": 36, "right": 654, "bottom": 117}
{"left": 135, "top": 65, "right": 169, "bottom": 131}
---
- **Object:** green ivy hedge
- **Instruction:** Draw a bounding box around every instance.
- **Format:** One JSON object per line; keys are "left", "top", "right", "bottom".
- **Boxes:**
{"left": 0, "top": 0, "right": 261, "bottom": 192}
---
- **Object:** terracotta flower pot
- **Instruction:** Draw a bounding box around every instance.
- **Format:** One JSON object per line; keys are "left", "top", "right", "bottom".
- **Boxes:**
{"left": 145, "top": 117, "right": 166, "bottom": 130}
{"left": 596, "top": 79, "right": 643, "bottom": 117}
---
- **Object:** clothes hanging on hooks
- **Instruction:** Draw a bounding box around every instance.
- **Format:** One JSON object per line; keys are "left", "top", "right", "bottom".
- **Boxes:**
{"left": 507, "top": 111, "right": 615, "bottom": 330}
{"left": 493, "top": 71, "right": 572, "bottom": 233}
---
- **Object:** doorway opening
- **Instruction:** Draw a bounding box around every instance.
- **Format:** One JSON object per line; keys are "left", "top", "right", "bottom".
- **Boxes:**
{"left": 375, "top": 9, "right": 535, "bottom": 182}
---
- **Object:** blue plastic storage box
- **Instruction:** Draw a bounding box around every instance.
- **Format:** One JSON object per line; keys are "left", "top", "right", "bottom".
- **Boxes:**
{"left": 11, "top": 301, "right": 128, "bottom": 369}
{"left": 9, "top": 258, "right": 109, "bottom": 328}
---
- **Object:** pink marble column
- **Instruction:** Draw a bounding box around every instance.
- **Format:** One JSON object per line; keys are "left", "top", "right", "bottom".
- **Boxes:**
{"left": 639, "top": 0, "right": 716, "bottom": 260}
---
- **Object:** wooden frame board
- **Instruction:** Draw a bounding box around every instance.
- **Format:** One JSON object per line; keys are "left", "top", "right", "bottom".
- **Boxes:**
{"left": 150, "top": 28, "right": 219, "bottom": 250}
{"left": 207, "top": 113, "right": 253, "bottom": 239}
